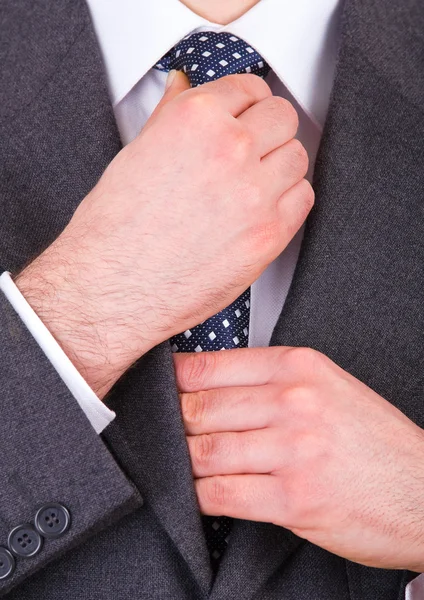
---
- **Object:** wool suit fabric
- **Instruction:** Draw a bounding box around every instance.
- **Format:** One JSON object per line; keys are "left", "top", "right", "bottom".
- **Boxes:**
{"left": 0, "top": 0, "right": 423, "bottom": 598}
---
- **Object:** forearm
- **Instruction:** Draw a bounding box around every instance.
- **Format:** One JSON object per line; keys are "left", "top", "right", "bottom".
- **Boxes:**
{"left": 14, "top": 238, "right": 151, "bottom": 399}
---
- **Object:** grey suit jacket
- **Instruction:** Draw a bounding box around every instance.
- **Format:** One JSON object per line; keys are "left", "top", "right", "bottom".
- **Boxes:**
{"left": 0, "top": 0, "right": 423, "bottom": 598}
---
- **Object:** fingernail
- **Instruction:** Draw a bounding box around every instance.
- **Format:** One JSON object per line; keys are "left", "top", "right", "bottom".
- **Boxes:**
{"left": 166, "top": 70, "right": 177, "bottom": 90}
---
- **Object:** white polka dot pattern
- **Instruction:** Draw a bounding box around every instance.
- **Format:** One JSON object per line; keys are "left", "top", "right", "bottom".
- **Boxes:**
{"left": 154, "top": 31, "right": 270, "bottom": 87}
{"left": 170, "top": 290, "right": 250, "bottom": 354}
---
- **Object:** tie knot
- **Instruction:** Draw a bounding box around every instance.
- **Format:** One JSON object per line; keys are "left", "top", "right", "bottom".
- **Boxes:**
{"left": 155, "top": 31, "right": 270, "bottom": 86}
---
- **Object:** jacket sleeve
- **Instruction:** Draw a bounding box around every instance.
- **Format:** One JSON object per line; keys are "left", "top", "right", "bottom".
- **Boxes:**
{"left": 0, "top": 290, "right": 143, "bottom": 596}
{"left": 0, "top": 272, "right": 115, "bottom": 435}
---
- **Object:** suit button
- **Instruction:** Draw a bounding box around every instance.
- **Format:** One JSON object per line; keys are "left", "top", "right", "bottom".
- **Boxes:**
{"left": 34, "top": 504, "right": 71, "bottom": 539}
{"left": 0, "top": 548, "right": 15, "bottom": 580}
{"left": 8, "top": 525, "right": 43, "bottom": 558}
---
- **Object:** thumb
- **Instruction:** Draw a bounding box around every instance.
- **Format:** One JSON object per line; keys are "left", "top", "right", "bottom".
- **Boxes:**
{"left": 156, "top": 69, "right": 191, "bottom": 110}
{"left": 143, "top": 70, "right": 191, "bottom": 131}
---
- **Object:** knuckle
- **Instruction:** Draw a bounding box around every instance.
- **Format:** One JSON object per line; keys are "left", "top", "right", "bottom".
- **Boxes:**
{"left": 284, "top": 100, "right": 300, "bottom": 132}
{"left": 299, "top": 179, "right": 315, "bottom": 212}
{"left": 193, "top": 434, "right": 215, "bottom": 468}
{"left": 181, "top": 390, "right": 207, "bottom": 428}
{"left": 266, "top": 346, "right": 293, "bottom": 377}
{"left": 285, "top": 384, "right": 312, "bottom": 404}
{"left": 262, "top": 97, "right": 299, "bottom": 131}
{"left": 268, "top": 97, "right": 298, "bottom": 128}
{"left": 283, "top": 386, "right": 320, "bottom": 420}
{"left": 298, "top": 431, "right": 327, "bottom": 463}
{"left": 227, "top": 126, "right": 255, "bottom": 161}
{"left": 179, "top": 91, "right": 217, "bottom": 120}
{"left": 212, "top": 75, "right": 248, "bottom": 97}
{"left": 267, "top": 95, "right": 288, "bottom": 112}
{"left": 180, "top": 352, "right": 217, "bottom": 391}
{"left": 276, "top": 345, "right": 291, "bottom": 364}
{"left": 205, "top": 476, "right": 229, "bottom": 509}
{"left": 285, "top": 434, "right": 327, "bottom": 520}
{"left": 286, "top": 346, "right": 320, "bottom": 369}
{"left": 288, "top": 139, "right": 309, "bottom": 175}
{"left": 285, "top": 347, "right": 328, "bottom": 379}
{"left": 231, "top": 72, "right": 272, "bottom": 98}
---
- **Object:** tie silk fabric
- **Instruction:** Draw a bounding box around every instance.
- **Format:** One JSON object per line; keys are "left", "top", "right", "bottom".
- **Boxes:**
{"left": 154, "top": 31, "right": 270, "bottom": 573}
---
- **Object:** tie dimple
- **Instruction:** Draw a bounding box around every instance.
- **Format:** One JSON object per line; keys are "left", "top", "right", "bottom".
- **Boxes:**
{"left": 154, "top": 31, "right": 270, "bottom": 574}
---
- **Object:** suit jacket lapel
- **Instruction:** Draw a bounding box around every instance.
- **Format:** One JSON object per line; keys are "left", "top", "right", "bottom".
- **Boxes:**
{"left": 209, "top": 520, "right": 303, "bottom": 600}
{"left": 213, "top": 0, "right": 424, "bottom": 597}
{"left": 104, "top": 343, "right": 213, "bottom": 595}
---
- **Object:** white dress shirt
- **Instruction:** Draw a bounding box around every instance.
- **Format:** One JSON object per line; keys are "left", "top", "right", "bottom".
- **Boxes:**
{"left": 0, "top": 2, "right": 421, "bottom": 593}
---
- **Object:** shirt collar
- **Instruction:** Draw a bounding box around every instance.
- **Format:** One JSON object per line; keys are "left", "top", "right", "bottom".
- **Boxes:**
{"left": 86, "top": 0, "right": 341, "bottom": 126}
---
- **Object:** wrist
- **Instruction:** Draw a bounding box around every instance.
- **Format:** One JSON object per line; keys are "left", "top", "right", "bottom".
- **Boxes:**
{"left": 14, "top": 237, "right": 155, "bottom": 398}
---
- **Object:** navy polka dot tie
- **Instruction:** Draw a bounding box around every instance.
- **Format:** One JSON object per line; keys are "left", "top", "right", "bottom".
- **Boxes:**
{"left": 155, "top": 31, "right": 270, "bottom": 574}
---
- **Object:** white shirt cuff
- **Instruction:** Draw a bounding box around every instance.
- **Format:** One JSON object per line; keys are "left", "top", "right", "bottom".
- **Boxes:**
{"left": 0, "top": 271, "right": 115, "bottom": 434}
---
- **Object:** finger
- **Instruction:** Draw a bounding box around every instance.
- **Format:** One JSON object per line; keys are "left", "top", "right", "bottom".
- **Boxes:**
{"left": 237, "top": 96, "right": 299, "bottom": 156}
{"left": 196, "top": 474, "right": 284, "bottom": 523}
{"left": 261, "top": 139, "right": 309, "bottom": 199}
{"left": 188, "top": 428, "right": 285, "bottom": 477}
{"left": 174, "top": 347, "right": 293, "bottom": 393}
{"left": 276, "top": 178, "right": 315, "bottom": 243}
{"left": 197, "top": 73, "right": 272, "bottom": 117}
{"left": 252, "top": 179, "right": 315, "bottom": 273}
{"left": 181, "top": 384, "right": 282, "bottom": 435}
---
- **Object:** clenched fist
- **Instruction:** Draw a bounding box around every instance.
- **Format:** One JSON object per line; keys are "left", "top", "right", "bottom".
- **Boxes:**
{"left": 16, "top": 72, "right": 313, "bottom": 396}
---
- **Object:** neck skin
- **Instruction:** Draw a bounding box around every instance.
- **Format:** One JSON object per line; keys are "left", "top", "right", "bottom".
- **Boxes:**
{"left": 178, "top": 0, "right": 261, "bottom": 24}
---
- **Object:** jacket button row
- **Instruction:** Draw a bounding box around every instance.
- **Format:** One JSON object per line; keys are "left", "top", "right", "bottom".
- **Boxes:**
{"left": 0, "top": 504, "right": 71, "bottom": 581}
